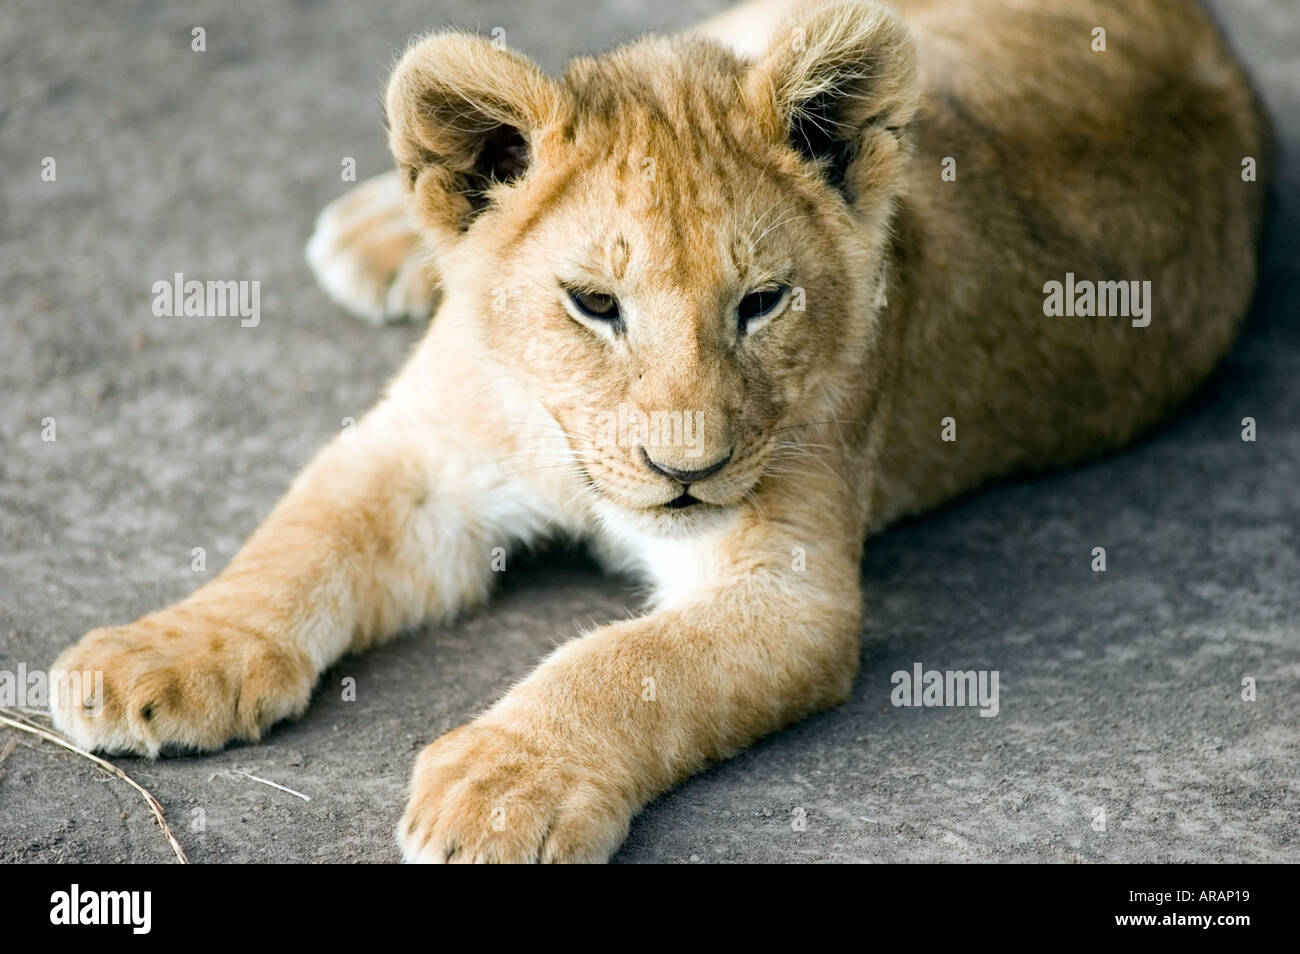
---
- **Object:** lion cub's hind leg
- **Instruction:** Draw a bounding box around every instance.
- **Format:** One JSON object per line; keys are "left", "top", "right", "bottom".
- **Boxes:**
{"left": 305, "top": 170, "right": 438, "bottom": 324}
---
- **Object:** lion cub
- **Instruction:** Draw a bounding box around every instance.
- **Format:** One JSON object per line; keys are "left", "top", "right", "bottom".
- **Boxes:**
{"left": 53, "top": 0, "right": 1269, "bottom": 862}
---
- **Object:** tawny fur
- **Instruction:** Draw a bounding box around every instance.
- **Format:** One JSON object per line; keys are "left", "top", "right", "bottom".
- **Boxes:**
{"left": 53, "top": 0, "right": 1270, "bottom": 863}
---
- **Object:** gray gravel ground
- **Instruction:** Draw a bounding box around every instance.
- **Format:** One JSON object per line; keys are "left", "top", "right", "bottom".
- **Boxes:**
{"left": 1, "top": 0, "right": 1296, "bottom": 863}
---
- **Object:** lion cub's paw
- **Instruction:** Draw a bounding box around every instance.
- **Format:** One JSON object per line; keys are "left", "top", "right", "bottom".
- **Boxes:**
{"left": 305, "top": 170, "right": 437, "bottom": 325}
{"left": 398, "top": 721, "right": 632, "bottom": 864}
{"left": 49, "top": 618, "right": 314, "bottom": 758}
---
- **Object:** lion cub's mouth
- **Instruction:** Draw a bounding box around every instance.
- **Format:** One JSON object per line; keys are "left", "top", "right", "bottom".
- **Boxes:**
{"left": 663, "top": 492, "right": 703, "bottom": 510}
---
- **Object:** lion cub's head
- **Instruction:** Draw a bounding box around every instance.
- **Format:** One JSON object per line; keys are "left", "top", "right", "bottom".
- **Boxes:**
{"left": 387, "top": 2, "right": 916, "bottom": 534}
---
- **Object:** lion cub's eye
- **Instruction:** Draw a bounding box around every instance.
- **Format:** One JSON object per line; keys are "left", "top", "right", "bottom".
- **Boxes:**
{"left": 737, "top": 285, "right": 791, "bottom": 334}
{"left": 565, "top": 288, "right": 621, "bottom": 324}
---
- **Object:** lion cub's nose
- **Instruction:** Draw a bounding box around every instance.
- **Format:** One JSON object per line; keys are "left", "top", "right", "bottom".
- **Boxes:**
{"left": 639, "top": 447, "right": 732, "bottom": 485}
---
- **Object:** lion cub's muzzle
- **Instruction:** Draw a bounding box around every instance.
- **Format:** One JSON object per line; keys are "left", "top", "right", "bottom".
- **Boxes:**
{"left": 639, "top": 445, "right": 734, "bottom": 510}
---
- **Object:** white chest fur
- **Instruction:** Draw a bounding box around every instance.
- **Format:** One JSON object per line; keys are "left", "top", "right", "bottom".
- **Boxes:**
{"left": 588, "top": 501, "right": 738, "bottom": 609}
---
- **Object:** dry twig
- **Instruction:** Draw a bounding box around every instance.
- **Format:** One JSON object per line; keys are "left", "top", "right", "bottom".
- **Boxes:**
{"left": 0, "top": 708, "right": 189, "bottom": 863}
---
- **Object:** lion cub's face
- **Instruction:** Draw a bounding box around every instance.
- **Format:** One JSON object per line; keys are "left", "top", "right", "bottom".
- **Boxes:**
{"left": 388, "top": 6, "right": 916, "bottom": 532}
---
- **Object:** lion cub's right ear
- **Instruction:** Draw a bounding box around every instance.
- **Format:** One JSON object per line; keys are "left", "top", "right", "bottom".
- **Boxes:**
{"left": 386, "top": 32, "right": 563, "bottom": 243}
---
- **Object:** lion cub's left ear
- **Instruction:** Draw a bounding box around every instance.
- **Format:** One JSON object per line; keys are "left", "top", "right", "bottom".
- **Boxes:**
{"left": 747, "top": 2, "right": 918, "bottom": 211}
{"left": 385, "top": 31, "right": 563, "bottom": 243}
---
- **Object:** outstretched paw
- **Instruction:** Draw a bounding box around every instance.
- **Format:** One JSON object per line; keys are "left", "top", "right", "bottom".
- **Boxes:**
{"left": 398, "top": 721, "right": 632, "bottom": 864}
{"left": 49, "top": 616, "right": 314, "bottom": 757}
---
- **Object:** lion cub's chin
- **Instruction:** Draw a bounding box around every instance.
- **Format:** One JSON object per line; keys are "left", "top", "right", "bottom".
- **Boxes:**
{"left": 593, "top": 495, "right": 739, "bottom": 540}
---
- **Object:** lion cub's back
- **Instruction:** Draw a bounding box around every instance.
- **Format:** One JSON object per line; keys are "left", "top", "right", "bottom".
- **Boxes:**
{"left": 869, "top": 0, "right": 1272, "bottom": 528}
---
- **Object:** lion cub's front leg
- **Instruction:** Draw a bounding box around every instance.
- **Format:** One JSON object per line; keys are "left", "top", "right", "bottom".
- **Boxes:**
{"left": 399, "top": 506, "right": 864, "bottom": 863}
{"left": 305, "top": 170, "right": 439, "bottom": 324}
{"left": 50, "top": 377, "right": 545, "bottom": 757}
